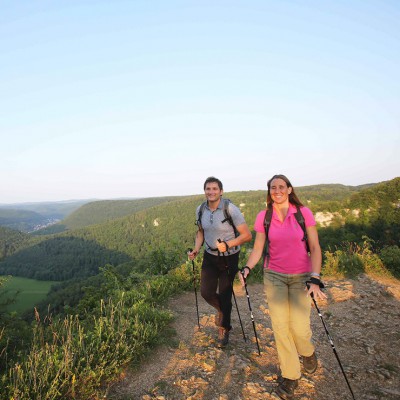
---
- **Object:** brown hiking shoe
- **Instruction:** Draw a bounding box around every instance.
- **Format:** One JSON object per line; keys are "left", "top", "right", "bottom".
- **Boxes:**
{"left": 275, "top": 378, "right": 298, "bottom": 399}
{"left": 303, "top": 352, "right": 318, "bottom": 374}
{"left": 215, "top": 310, "right": 223, "bottom": 327}
{"left": 217, "top": 327, "right": 230, "bottom": 348}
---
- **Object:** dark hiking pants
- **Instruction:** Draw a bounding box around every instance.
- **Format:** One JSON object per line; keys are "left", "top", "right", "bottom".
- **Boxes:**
{"left": 200, "top": 251, "right": 239, "bottom": 330}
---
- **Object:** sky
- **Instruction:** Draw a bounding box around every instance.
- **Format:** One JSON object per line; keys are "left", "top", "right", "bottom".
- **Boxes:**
{"left": 1, "top": 0, "right": 399, "bottom": 204}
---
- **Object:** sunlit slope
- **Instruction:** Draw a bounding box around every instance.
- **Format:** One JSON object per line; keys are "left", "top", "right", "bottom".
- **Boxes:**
{"left": 39, "top": 196, "right": 184, "bottom": 233}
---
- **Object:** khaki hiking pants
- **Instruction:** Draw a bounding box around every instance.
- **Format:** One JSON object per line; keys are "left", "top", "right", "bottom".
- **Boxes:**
{"left": 264, "top": 269, "right": 314, "bottom": 380}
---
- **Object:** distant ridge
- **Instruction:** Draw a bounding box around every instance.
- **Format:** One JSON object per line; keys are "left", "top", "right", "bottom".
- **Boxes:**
{"left": 0, "top": 209, "right": 48, "bottom": 232}
{"left": 0, "top": 200, "right": 94, "bottom": 233}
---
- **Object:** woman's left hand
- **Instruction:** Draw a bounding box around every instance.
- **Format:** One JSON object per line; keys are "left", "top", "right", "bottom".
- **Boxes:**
{"left": 307, "top": 283, "right": 327, "bottom": 300}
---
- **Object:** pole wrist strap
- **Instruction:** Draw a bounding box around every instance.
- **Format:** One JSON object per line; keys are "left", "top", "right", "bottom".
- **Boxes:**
{"left": 306, "top": 278, "right": 325, "bottom": 288}
{"left": 241, "top": 266, "right": 251, "bottom": 275}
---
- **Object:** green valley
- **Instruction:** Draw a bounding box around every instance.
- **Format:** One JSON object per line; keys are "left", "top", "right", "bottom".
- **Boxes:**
{"left": 1, "top": 276, "right": 55, "bottom": 313}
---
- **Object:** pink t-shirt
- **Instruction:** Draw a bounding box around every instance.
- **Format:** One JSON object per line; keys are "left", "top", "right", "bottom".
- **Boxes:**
{"left": 254, "top": 204, "right": 316, "bottom": 274}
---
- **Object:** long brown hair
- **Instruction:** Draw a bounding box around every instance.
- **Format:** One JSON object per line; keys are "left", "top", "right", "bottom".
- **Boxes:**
{"left": 266, "top": 174, "right": 304, "bottom": 208}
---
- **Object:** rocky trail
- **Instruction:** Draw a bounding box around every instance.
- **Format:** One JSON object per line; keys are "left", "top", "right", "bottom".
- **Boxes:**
{"left": 108, "top": 274, "right": 400, "bottom": 400}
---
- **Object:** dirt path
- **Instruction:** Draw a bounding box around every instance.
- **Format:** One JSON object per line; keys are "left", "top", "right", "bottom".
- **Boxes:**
{"left": 108, "top": 274, "right": 400, "bottom": 400}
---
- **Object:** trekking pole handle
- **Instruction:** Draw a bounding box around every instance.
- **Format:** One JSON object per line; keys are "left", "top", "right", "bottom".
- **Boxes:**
{"left": 239, "top": 266, "right": 250, "bottom": 286}
{"left": 217, "top": 239, "right": 230, "bottom": 253}
{"left": 187, "top": 248, "right": 198, "bottom": 258}
{"left": 240, "top": 266, "right": 251, "bottom": 280}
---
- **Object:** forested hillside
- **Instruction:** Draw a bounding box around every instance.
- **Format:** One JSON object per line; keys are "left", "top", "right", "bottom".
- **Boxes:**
{"left": 348, "top": 178, "right": 399, "bottom": 209}
{"left": 295, "top": 183, "right": 377, "bottom": 213}
{"left": 0, "top": 209, "right": 47, "bottom": 232}
{"left": 53, "top": 196, "right": 183, "bottom": 231}
{"left": 1, "top": 179, "right": 398, "bottom": 282}
{"left": 318, "top": 178, "right": 400, "bottom": 249}
{"left": 2, "top": 180, "right": 399, "bottom": 285}
{"left": 0, "top": 194, "right": 205, "bottom": 281}
{"left": 0, "top": 227, "right": 31, "bottom": 260}
{"left": 0, "top": 188, "right": 329, "bottom": 281}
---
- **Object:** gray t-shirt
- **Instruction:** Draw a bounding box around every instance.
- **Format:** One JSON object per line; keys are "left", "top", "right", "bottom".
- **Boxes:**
{"left": 196, "top": 198, "right": 246, "bottom": 256}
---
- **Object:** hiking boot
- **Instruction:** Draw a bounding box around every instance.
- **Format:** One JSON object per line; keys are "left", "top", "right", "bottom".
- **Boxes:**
{"left": 215, "top": 310, "right": 223, "bottom": 327}
{"left": 303, "top": 352, "right": 318, "bottom": 374}
{"left": 217, "top": 327, "right": 230, "bottom": 348}
{"left": 275, "top": 378, "right": 298, "bottom": 400}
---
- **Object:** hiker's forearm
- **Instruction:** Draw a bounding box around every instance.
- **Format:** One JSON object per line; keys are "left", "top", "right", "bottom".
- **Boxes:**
{"left": 307, "top": 226, "right": 322, "bottom": 276}
{"left": 225, "top": 224, "right": 252, "bottom": 249}
{"left": 245, "top": 232, "right": 265, "bottom": 269}
{"left": 193, "top": 229, "right": 204, "bottom": 253}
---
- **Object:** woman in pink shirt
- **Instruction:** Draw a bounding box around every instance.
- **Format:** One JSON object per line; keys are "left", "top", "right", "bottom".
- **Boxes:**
{"left": 240, "top": 174, "right": 326, "bottom": 400}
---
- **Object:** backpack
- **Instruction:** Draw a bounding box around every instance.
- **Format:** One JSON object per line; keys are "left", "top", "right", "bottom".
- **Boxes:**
{"left": 263, "top": 206, "right": 310, "bottom": 263}
{"left": 196, "top": 198, "right": 240, "bottom": 238}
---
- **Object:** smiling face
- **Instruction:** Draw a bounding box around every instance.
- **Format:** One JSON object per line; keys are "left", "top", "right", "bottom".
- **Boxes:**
{"left": 269, "top": 178, "right": 292, "bottom": 206}
{"left": 204, "top": 182, "right": 223, "bottom": 204}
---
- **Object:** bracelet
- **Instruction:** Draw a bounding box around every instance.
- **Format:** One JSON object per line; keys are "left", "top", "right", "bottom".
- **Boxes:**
{"left": 310, "top": 272, "right": 320, "bottom": 278}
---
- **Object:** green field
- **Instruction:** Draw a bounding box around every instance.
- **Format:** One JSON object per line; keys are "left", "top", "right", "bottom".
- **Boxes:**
{"left": 1, "top": 276, "right": 56, "bottom": 313}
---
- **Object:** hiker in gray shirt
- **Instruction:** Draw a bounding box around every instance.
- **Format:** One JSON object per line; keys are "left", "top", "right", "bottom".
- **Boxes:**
{"left": 188, "top": 176, "right": 251, "bottom": 347}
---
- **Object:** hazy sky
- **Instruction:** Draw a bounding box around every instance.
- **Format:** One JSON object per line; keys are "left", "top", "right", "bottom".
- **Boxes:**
{"left": 1, "top": 1, "right": 399, "bottom": 203}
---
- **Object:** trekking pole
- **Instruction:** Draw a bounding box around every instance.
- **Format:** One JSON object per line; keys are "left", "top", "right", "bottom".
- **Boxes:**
{"left": 306, "top": 282, "right": 356, "bottom": 400}
{"left": 218, "top": 240, "right": 247, "bottom": 342}
{"left": 240, "top": 268, "right": 261, "bottom": 355}
{"left": 188, "top": 248, "right": 201, "bottom": 329}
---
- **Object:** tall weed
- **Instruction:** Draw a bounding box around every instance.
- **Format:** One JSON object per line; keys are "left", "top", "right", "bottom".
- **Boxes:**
{"left": 2, "top": 277, "right": 178, "bottom": 399}
{"left": 0, "top": 261, "right": 194, "bottom": 398}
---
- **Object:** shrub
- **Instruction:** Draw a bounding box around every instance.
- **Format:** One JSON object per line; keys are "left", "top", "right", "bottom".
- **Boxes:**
{"left": 322, "top": 239, "right": 392, "bottom": 278}
{"left": 359, "top": 239, "right": 391, "bottom": 277}
{"left": 323, "top": 248, "right": 363, "bottom": 278}
{"left": 379, "top": 245, "right": 400, "bottom": 278}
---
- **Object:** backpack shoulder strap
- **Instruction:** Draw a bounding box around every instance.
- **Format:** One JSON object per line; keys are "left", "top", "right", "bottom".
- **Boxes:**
{"left": 263, "top": 207, "right": 273, "bottom": 234}
{"left": 263, "top": 207, "right": 273, "bottom": 263}
{"left": 294, "top": 206, "right": 310, "bottom": 253}
{"left": 221, "top": 198, "right": 239, "bottom": 238}
{"left": 196, "top": 201, "right": 207, "bottom": 229}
